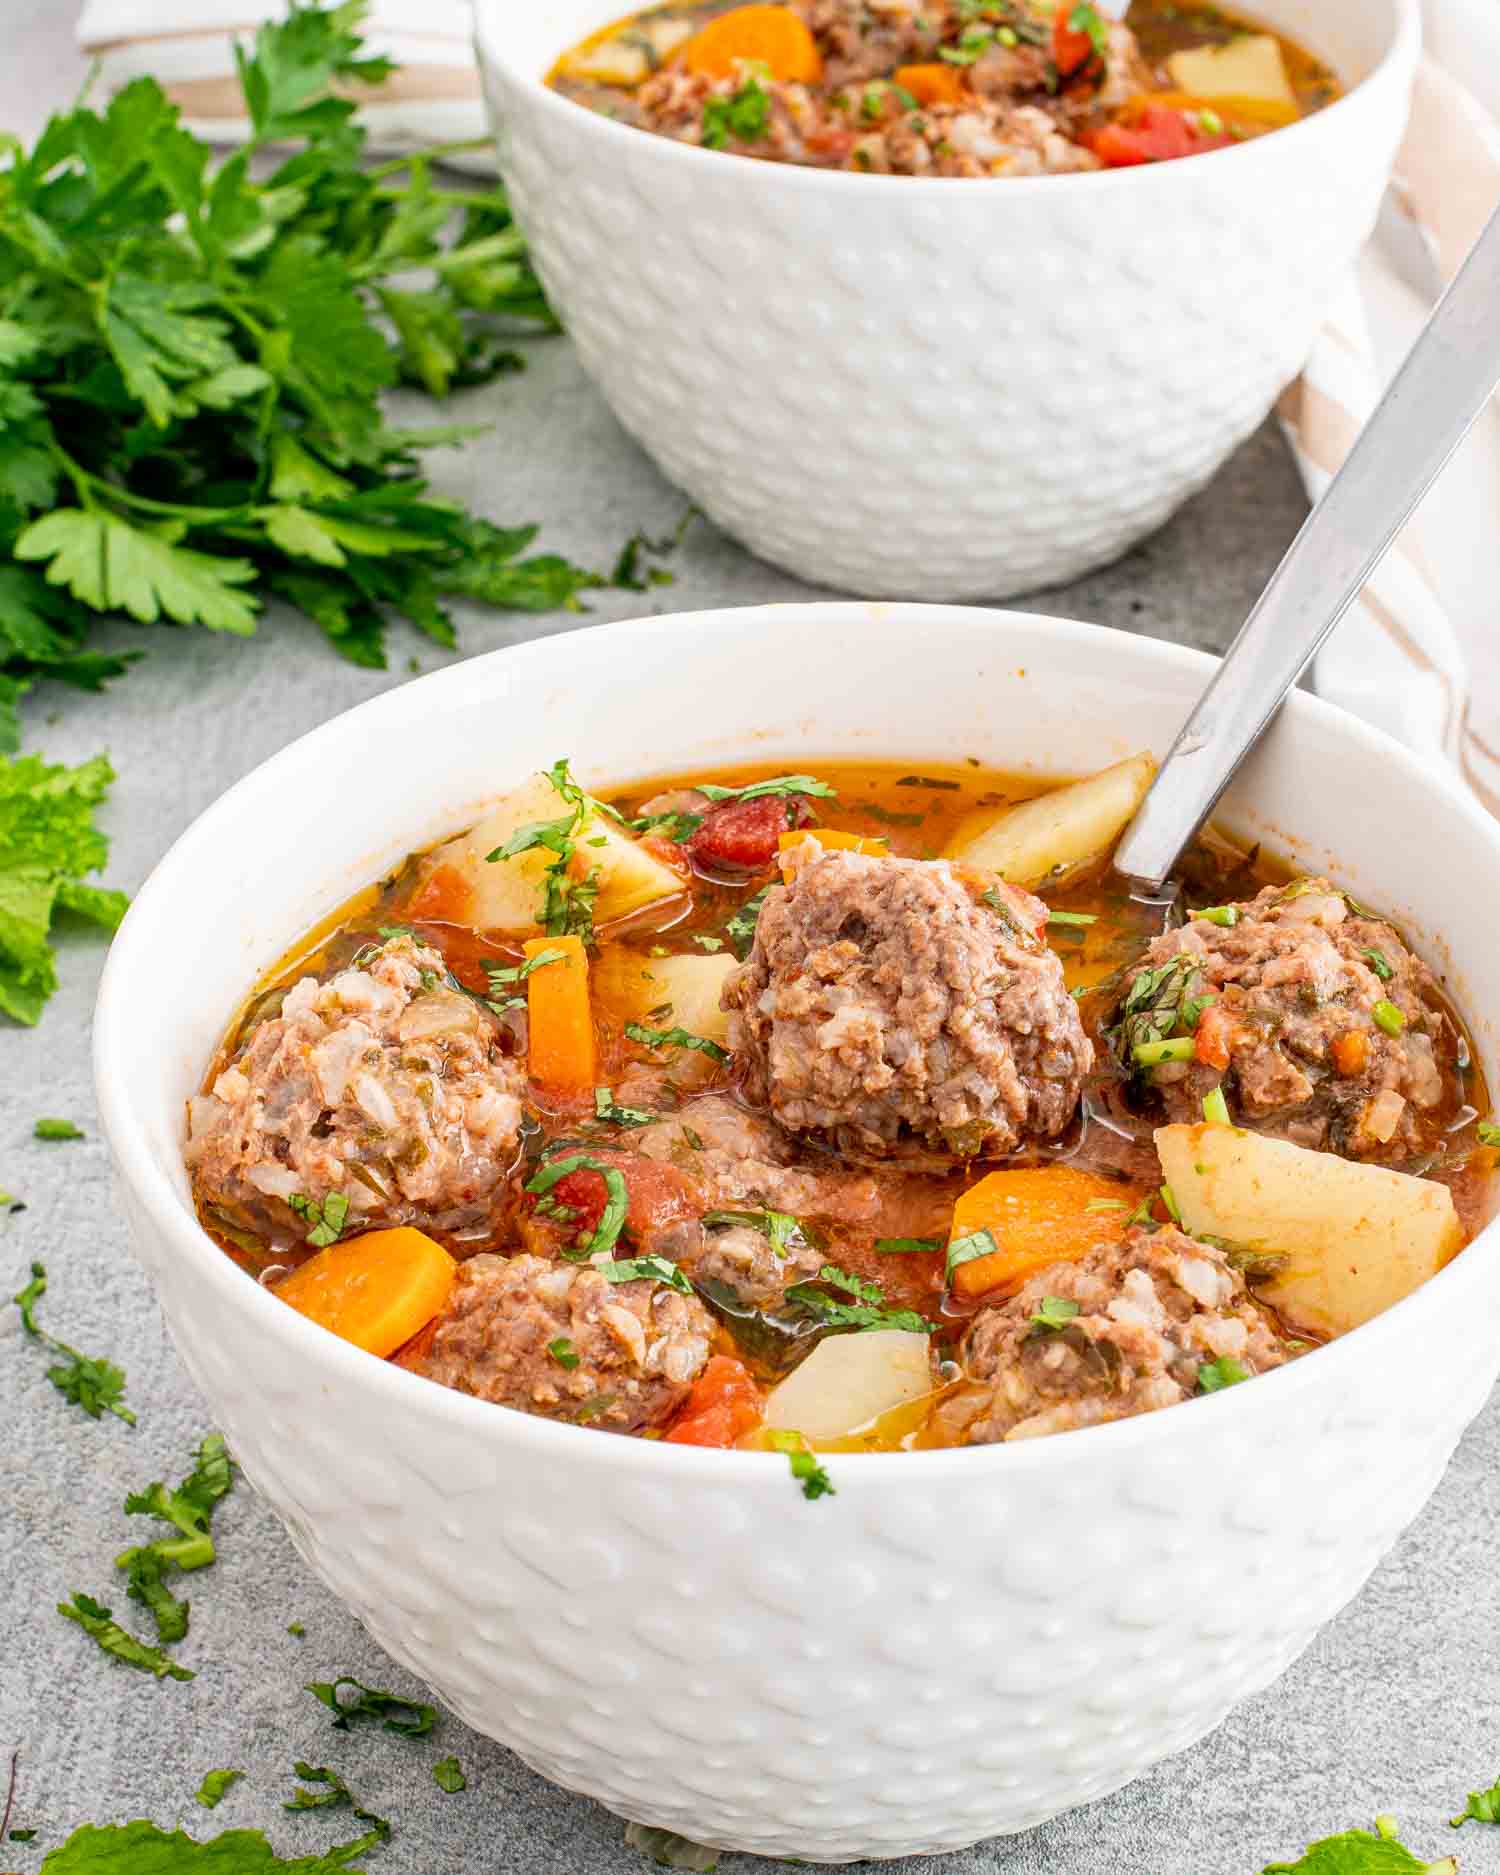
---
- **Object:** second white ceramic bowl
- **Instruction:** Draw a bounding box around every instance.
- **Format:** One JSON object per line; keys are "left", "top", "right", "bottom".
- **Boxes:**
{"left": 474, "top": 0, "right": 1419, "bottom": 599}
{"left": 97, "top": 605, "right": 1500, "bottom": 1862}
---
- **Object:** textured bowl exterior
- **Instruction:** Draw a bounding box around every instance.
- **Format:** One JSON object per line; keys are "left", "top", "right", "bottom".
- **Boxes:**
{"left": 473, "top": 1, "right": 1418, "bottom": 599}
{"left": 96, "top": 606, "right": 1500, "bottom": 1862}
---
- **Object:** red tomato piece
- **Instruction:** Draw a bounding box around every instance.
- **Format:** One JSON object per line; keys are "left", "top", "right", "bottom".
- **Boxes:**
{"left": 536, "top": 1153, "right": 701, "bottom": 1245}
{"left": 687, "top": 794, "right": 816, "bottom": 873}
{"left": 1194, "top": 1002, "right": 1235, "bottom": 1072}
{"left": 1086, "top": 105, "right": 1232, "bottom": 167}
{"left": 1052, "top": 1, "right": 1098, "bottom": 77}
{"left": 666, "top": 1355, "right": 764, "bottom": 1447}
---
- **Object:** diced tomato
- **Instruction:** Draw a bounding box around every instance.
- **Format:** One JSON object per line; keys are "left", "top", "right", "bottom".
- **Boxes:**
{"left": 1194, "top": 1002, "right": 1235, "bottom": 1072}
{"left": 687, "top": 794, "right": 816, "bottom": 873}
{"left": 1052, "top": 1, "right": 1099, "bottom": 77}
{"left": 666, "top": 1355, "right": 763, "bottom": 1447}
{"left": 405, "top": 863, "right": 472, "bottom": 924}
{"left": 535, "top": 1152, "right": 700, "bottom": 1244}
{"left": 549, "top": 1167, "right": 610, "bottom": 1234}
{"left": 1085, "top": 105, "right": 1232, "bottom": 167}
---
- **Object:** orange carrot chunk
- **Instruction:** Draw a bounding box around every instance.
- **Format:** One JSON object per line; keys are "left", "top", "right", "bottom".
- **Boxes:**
{"left": 946, "top": 1166, "right": 1147, "bottom": 1302}
{"left": 275, "top": 1226, "right": 457, "bottom": 1357}
{"left": 525, "top": 934, "right": 597, "bottom": 1095}
{"left": 681, "top": 4, "right": 823, "bottom": 82}
{"left": 893, "top": 63, "right": 969, "bottom": 107}
{"left": 1332, "top": 1030, "right": 1372, "bottom": 1078}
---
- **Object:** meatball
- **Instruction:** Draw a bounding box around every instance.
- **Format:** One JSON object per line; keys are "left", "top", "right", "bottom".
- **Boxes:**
{"left": 796, "top": 0, "right": 950, "bottom": 87}
{"left": 187, "top": 936, "right": 524, "bottom": 1244}
{"left": 722, "top": 849, "right": 1092, "bottom": 1164}
{"left": 939, "top": 1226, "right": 1287, "bottom": 1445}
{"left": 416, "top": 1254, "right": 714, "bottom": 1432}
{"left": 655, "top": 1215, "right": 827, "bottom": 1311}
{"left": 1116, "top": 882, "right": 1461, "bottom": 1160}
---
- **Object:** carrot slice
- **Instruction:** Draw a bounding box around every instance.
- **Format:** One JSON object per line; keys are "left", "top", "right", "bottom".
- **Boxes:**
{"left": 947, "top": 1166, "right": 1147, "bottom": 1302}
{"left": 681, "top": 4, "right": 823, "bottom": 82}
{"left": 274, "top": 1226, "right": 457, "bottom": 1357}
{"left": 893, "top": 63, "right": 969, "bottom": 107}
{"left": 777, "top": 827, "right": 888, "bottom": 879}
{"left": 525, "top": 934, "right": 597, "bottom": 1095}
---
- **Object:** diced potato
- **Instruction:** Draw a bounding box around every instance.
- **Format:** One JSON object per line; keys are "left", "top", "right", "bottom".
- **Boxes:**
{"left": 418, "top": 771, "right": 685, "bottom": 934}
{"left": 274, "top": 1226, "right": 457, "bottom": 1357}
{"left": 946, "top": 752, "right": 1156, "bottom": 889}
{"left": 559, "top": 36, "right": 651, "bottom": 86}
{"left": 1166, "top": 36, "right": 1296, "bottom": 109}
{"left": 947, "top": 1165, "right": 1147, "bottom": 1301}
{"left": 765, "top": 1330, "right": 932, "bottom": 1442}
{"left": 631, "top": 952, "right": 737, "bottom": 1046}
{"left": 1155, "top": 1122, "right": 1462, "bottom": 1338}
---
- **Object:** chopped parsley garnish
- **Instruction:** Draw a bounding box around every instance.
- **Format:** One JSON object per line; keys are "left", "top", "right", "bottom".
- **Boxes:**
{"left": 433, "top": 1757, "right": 467, "bottom": 1794}
{"left": 194, "top": 1770, "right": 245, "bottom": 1811}
{"left": 895, "top": 774, "right": 960, "bottom": 790}
{"left": 696, "top": 774, "right": 835, "bottom": 804}
{"left": 1264, "top": 1814, "right": 1457, "bottom": 1871}
{"left": 117, "top": 1433, "right": 235, "bottom": 1645}
{"left": 1109, "top": 957, "right": 1210, "bottom": 1064}
{"left": 1452, "top": 1775, "right": 1500, "bottom": 1827}
{"left": 485, "top": 945, "right": 567, "bottom": 1011}
{"left": 34, "top": 1116, "right": 83, "bottom": 1139}
{"left": 598, "top": 1255, "right": 693, "bottom": 1295}
{"left": 285, "top": 1760, "right": 391, "bottom": 1853}
{"left": 624, "top": 1021, "right": 729, "bottom": 1064}
{"left": 857, "top": 802, "right": 925, "bottom": 827}
{"left": 1067, "top": 1, "right": 1110, "bottom": 61}
{"left": 287, "top": 1622, "right": 306, "bottom": 1638}
{"left": 548, "top": 1337, "right": 580, "bottom": 1369}
{"left": 378, "top": 923, "right": 419, "bottom": 942}
{"left": 945, "top": 1229, "right": 997, "bottom": 1283}
{"left": 704, "top": 1207, "right": 807, "bottom": 1258}
{"left": 306, "top": 1675, "right": 436, "bottom": 1736}
{"left": 58, "top": 1593, "right": 195, "bottom": 1680}
{"left": 766, "top": 1429, "right": 835, "bottom": 1501}
{"left": 1372, "top": 1000, "right": 1407, "bottom": 1037}
{"left": 1031, "top": 1295, "right": 1081, "bottom": 1332}
{"left": 1197, "top": 1356, "right": 1250, "bottom": 1393}
{"left": 525, "top": 1153, "right": 630, "bottom": 1258}
{"left": 575, "top": 1392, "right": 619, "bottom": 1423}
{"left": 1362, "top": 948, "right": 1395, "bottom": 981}
{"left": 287, "top": 1189, "right": 349, "bottom": 1249}
{"left": 941, "top": 25, "right": 997, "bottom": 63}
{"left": 875, "top": 1236, "right": 942, "bottom": 1254}
{"left": 785, "top": 1264, "right": 931, "bottom": 1334}
{"left": 485, "top": 759, "right": 608, "bottom": 941}
{"left": 631, "top": 809, "right": 704, "bottom": 843}
{"left": 12, "top": 1260, "right": 134, "bottom": 1423}
{"left": 1190, "top": 905, "right": 1240, "bottom": 927}
{"left": 593, "top": 1087, "right": 655, "bottom": 1127}
{"left": 1046, "top": 910, "right": 1097, "bottom": 928}
{"left": 701, "top": 74, "right": 773, "bottom": 149}
{"left": 692, "top": 933, "right": 725, "bottom": 952}
{"left": 724, "top": 886, "right": 770, "bottom": 961}
{"left": 1202, "top": 1085, "right": 1231, "bottom": 1126}
{"left": 1477, "top": 1122, "right": 1500, "bottom": 1149}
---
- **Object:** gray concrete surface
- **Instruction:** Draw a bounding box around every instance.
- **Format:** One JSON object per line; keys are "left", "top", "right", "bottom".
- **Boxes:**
{"left": 4, "top": 5, "right": 1499, "bottom": 1872}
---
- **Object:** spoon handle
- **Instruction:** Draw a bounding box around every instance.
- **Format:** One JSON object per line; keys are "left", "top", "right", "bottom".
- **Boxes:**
{"left": 1113, "top": 202, "right": 1500, "bottom": 893}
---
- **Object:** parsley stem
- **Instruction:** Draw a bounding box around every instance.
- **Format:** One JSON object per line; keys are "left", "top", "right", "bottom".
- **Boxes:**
{"left": 365, "top": 137, "right": 496, "bottom": 180}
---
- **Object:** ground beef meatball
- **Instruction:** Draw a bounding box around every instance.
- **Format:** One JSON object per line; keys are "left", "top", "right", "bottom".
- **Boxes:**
{"left": 186, "top": 937, "right": 524, "bottom": 1245}
{"left": 655, "top": 1214, "right": 828, "bottom": 1310}
{"left": 723, "top": 850, "right": 1092, "bottom": 1164}
{"left": 1116, "top": 882, "right": 1461, "bottom": 1161}
{"left": 416, "top": 1254, "right": 715, "bottom": 1433}
{"left": 939, "top": 1226, "right": 1287, "bottom": 1444}
{"left": 796, "top": 0, "right": 951, "bottom": 87}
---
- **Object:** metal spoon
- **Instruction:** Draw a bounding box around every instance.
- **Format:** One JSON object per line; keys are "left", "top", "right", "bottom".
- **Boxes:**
{"left": 1113, "top": 200, "right": 1500, "bottom": 894}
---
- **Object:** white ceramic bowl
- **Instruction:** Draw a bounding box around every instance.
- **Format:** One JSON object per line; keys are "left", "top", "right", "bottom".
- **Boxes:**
{"left": 96, "top": 605, "right": 1500, "bottom": 1863}
{"left": 474, "top": 2, "right": 1419, "bottom": 600}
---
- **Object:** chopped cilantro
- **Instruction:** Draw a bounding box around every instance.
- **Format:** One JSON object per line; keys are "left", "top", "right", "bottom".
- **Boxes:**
{"left": 1263, "top": 1814, "right": 1456, "bottom": 1871}
{"left": 1477, "top": 1121, "right": 1500, "bottom": 1149}
{"left": 696, "top": 774, "right": 835, "bottom": 804}
{"left": 692, "top": 934, "right": 725, "bottom": 952}
{"left": 1110, "top": 957, "right": 1209, "bottom": 1065}
{"left": 724, "top": 886, "right": 770, "bottom": 961}
{"left": 485, "top": 946, "right": 567, "bottom": 1013}
{"left": 625, "top": 1021, "right": 729, "bottom": 1064}
{"left": 432, "top": 1757, "right": 467, "bottom": 1794}
{"left": 288, "top": 1189, "right": 349, "bottom": 1249}
{"left": 525, "top": 1153, "right": 629, "bottom": 1258}
{"left": 593, "top": 1088, "right": 655, "bottom": 1127}
{"left": 702, "top": 74, "right": 772, "bottom": 149}
{"left": 703, "top": 1207, "right": 807, "bottom": 1258}
{"left": 945, "top": 1229, "right": 997, "bottom": 1283}
{"left": 306, "top": 1675, "right": 436, "bottom": 1736}
{"left": 485, "top": 760, "right": 607, "bottom": 941}
{"left": 12, "top": 1260, "right": 135, "bottom": 1423}
{"left": 766, "top": 1429, "right": 835, "bottom": 1501}
{"left": 1362, "top": 948, "right": 1395, "bottom": 981}
{"left": 785, "top": 1263, "right": 932, "bottom": 1334}
{"left": 874, "top": 1236, "right": 942, "bottom": 1254}
{"left": 1452, "top": 1775, "right": 1500, "bottom": 1827}
{"left": 284, "top": 1761, "right": 390, "bottom": 1854}
{"left": 1031, "top": 1295, "right": 1081, "bottom": 1331}
{"left": 34, "top": 1116, "right": 83, "bottom": 1139}
{"left": 597, "top": 1255, "right": 694, "bottom": 1295}
{"left": 117, "top": 1433, "right": 234, "bottom": 1644}
{"left": 1198, "top": 1356, "right": 1250, "bottom": 1393}
{"left": 58, "top": 1593, "right": 193, "bottom": 1680}
{"left": 195, "top": 1770, "right": 244, "bottom": 1811}
{"left": 23, "top": 1817, "right": 392, "bottom": 1869}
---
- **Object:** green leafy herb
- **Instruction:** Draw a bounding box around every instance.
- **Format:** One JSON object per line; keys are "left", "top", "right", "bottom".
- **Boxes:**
{"left": 1263, "top": 1814, "right": 1456, "bottom": 1872}
{"left": 116, "top": 1433, "right": 235, "bottom": 1645}
{"left": 691, "top": 933, "right": 725, "bottom": 952}
{"left": 724, "top": 886, "right": 770, "bottom": 961}
{"left": 696, "top": 774, "right": 836, "bottom": 805}
{"left": 1132, "top": 1036, "right": 1198, "bottom": 1067}
{"left": 1202, "top": 1085, "right": 1231, "bottom": 1126}
{"left": 547, "top": 1336, "right": 580, "bottom": 1370}
{"left": 1067, "top": 1, "right": 1110, "bottom": 58}
{"left": 484, "top": 945, "right": 566, "bottom": 1012}
{"left": 1198, "top": 1356, "right": 1250, "bottom": 1393}
{"left": 0, "top": 752, "right": 128, "bottom": 1025}
{"left": 874, "top": 1236, "right": 941, "bottom": 1255}
{"left": 945, "top": 1229, "right": 997, "bottom": 1284}
{"left": 701, "top": 74, "right": 773, "bottom": 149}
{"left": 703, "top": 1207, "right": 808, "bottom": 1258}
{"left": 306, "top": 1675, "right": 436, "bottom": 1737}
{"left": 485, "top": 760, "right": 608, "bottom": 940}
{"left": 525, "top": 1152, "right": 630, "bottom": 1257}
{"left": 1452, "top": 1775, "right": 1500, "bottom": 1827}
{"left": 623, "top": 1821, "right": 719, "bottom": 1870}
{"left": 288, "top": 1622, "right": 307, "bottom": 1638}
{"left": 1109, "top": 957, "right": 1208, "bottom": 1066}
{"left": 857, "top": 802, "right": 924, "bottom": 827}
{"left": 1031, "top": 1295, "right": 1081, "bottom": 1332}
{"left": 1159, "top": 1182, "right": 1181, "bottom": 1224}
{"left": 1477, "top": 1121, "right": 1500, "bottom": 1149}
{"left": 895, "top": 774, "right": 961, "bottom": 789}
{"left": 12, "top": 1260, "right": 135, "bottom": 1423}
{"left": 34, "top": 1116, "right": 83, "bottom": 1139}
{"left": 1046, "top": 910, "right": 1097, "bottom": 928}
{"left": 1085, "top": 1198, "right": 1128, "bottom": 1214}
{"left": 58, "top": 1592, "right": 193, "bottom": 1680}
{"left": 611, "top": 510, "right": 696, "bottom": 592}
{"left": 597, "top": 1255, "right": 693, "bottom": 1296}
{"left": 766, "top": 1428, "right": 836, "bottom": 1501}
{"left": 0, "top": 6, "right": 612, "bottom": 720}
{"left": 593, "top": 1087, "right": 655, "bottom": 1127}
{"left": 195, "top": 1770, "right": 245, "bottom": 1811}
{"left": 1362, "top": 948, "right": 1395, "bottom": 981}
{"left": 941, "top": 26, "right": 997, "bottom": 63}
{"left": 288, "top": 1189, "right": 349, "bottom": 1248}
{"left": 624, "top": 1022, "right": 729, "bottom": 1064}
{"left": 1372, "top": 1000, "right": 1407, "bottom": 1037}
{"left": 1190, "top": 905, "right": 1239, "bottom": 928}
{"left": 432, "top": 1758, "right": 467, "bottom": 1794}
{"left": 784, "top": 1263, "right": 931, "bottom": 1335}
{"left": 32, "top": 1817, "right": 388, "bottom": 1871}
{"left": 284, "top": 1761, "right": 390, "bottom": 1857}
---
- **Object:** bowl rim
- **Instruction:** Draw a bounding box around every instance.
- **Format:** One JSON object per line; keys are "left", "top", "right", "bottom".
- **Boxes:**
{"left": 474, "top": 0, "right": 1422, "bottom": 201}
{"left": 94, "top": 601, "right": 1500, "bottom": 1487}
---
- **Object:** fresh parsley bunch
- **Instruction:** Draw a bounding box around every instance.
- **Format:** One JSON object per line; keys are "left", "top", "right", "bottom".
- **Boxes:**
{"left": 0, "top": 0, "right": 598, "bottom": 751}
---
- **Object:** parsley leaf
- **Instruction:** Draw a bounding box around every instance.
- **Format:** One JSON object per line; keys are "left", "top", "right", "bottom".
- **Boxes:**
{"left": 1263, "top": 1815, "right": 1456, "bottom": 1871}
{"left": 766, "top": 1429, "right": 836, "bottom": 1501}
{"left": 875, "top": 1237, "right": 942, "bottom": 1254}
{"left": 593, "top": 1087, "right": 656, "bottom": 1127}
{"left": 597, "top": 1255, "right": 694, "bottom": 1295}
{"left": 117, "top": 1433, "right": 235, "bottom": 1644}
{"left": 1198, "top": 1356, "right": 1250, "bottom": 1393}
{"left": 58, "top": 1593, "right": 193, "bottom": 1680}
{"left": 284, "top": 1761, "right": 390, "bottom": 1857}
{"left": 625, "top": 1022, "right": 729, "bottom": 1064}
{"left": 525, "top": 1152, "right": 630, "bottom": 1258}
{"left": 195, "top": 1770, "right": 245, "bottom": 1811}
{"left": 945, "top": 1229, "right": 997, "bottom": 1284}
{"left": 702, "top": 75, "right": 773, "bottom": 149}
{"left": 12, "top": 1260, "right": 135, "bottom": 1423}
{"left": 703, "top": 1207, "right": 808, "bottom": 1258}
{"left": 724, "top": 886, "right": 770, "bottom": 961}
{"left": 696, "top": 774, "right": 836, "bottom": 804}
{"left": 305, "top": 1675, "right": 436, "bottom": 1737}
{"left": 34, "top": 1116, "right": 83, "bottom": 1139}
{"left": 623, "top": 1822, "right": 719, "bottom": 1870}
{"left": 34, "top": 1818, "right": 387, "bottom": 1870}
{"left": 1031, "top": 1295, "right": 1081, "bottom": 1332}
{"left": 288, "top": 1190, "right": 349, "bottom": 1248}
{"left": 0, "top": 751, "right": 128, "bottom": 1026}
{"left": 784, "top": 1263, "right": 932, "bottom": 1335}
{"left": 432, "top": 1757, "right": 467, "bottom": 1794}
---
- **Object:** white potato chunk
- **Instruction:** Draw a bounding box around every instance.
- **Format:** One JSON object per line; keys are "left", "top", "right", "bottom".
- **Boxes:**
{"left": 1166, "top": 36, "right": 1297, "bottom": 108}
{"left": 765, "top": 1331, "right": 932, "bottom": 1442}
{"left": 426, "top": 772, "right": 684, "bottom": 935}
{"left": 631, "top": 953, "right": 737, "bottom": 1046}
{"left": 946, "top": 752, "right": 1156, "bottom": 889}
{"left": 558, "top": 36, "right": 651, "bottom": 86}
{"left": 1155, "top": 1122, "right": 1462, "bottom": 1339}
